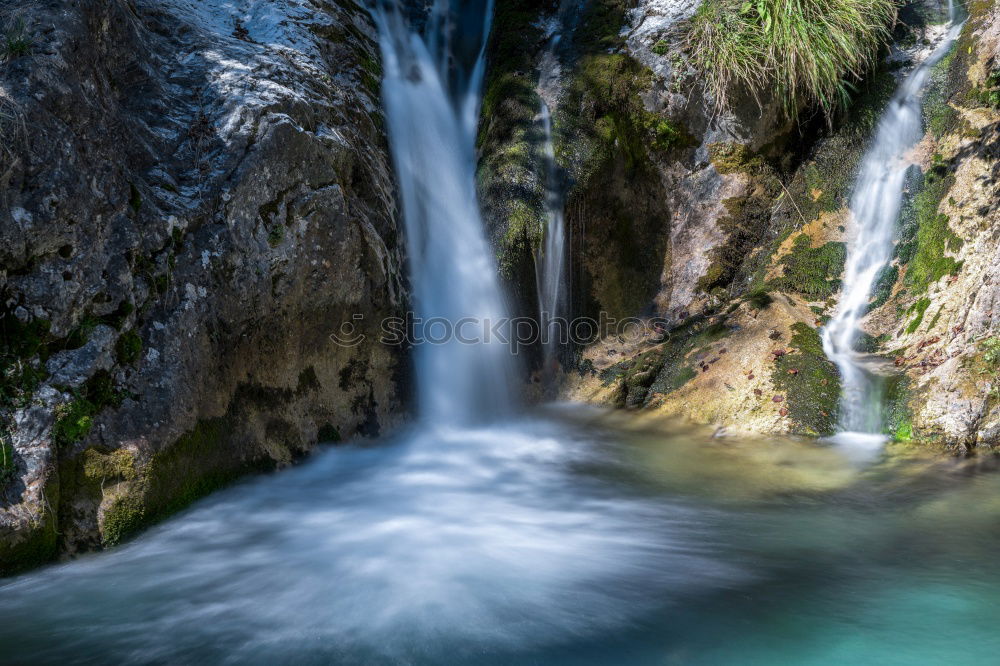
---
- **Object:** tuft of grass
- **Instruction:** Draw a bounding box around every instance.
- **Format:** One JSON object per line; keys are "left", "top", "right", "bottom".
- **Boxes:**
{"left": 685, "top": 0, "right": 896, "bottom": 119}
{"left": 2, "top": 16, "right": 31, "bottom": 62}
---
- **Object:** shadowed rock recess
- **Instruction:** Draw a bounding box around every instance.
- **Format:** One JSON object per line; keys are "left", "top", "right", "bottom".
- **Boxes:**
{"left": 0, "top": 0, "right": 406, "bottom": 571}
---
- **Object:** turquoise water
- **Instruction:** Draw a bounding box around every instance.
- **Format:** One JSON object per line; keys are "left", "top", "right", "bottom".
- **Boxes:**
{"left": 2, "top": 406, "right": 1000, "bottom": 664}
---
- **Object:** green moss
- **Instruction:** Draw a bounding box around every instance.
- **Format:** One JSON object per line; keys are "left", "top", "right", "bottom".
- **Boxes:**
{"left": 101, "top": 494, "right": 146, "bottom": 546}
{"left": 972, "top": 68, "right": 1000, "bottom": 108}
{"left": 96, "top": 418, "right": 276, "bottom": 546}
{"left": 0, "top": 314, "right": 51, "bottom": 408}
{"left": 52, "top": 372, "right": 126, "bottom": 448}
{"left": 115, "top": 330, "right": 142, "bottom": 365}
{"left": 772, "top": 322, "right": 841, "bottom": 435}
{"left": 699, "top": 174, "right": 782, "bottom": 294}
{"left": 632, "top": 315, "right": 734, "bottom": 401}
{"left": 0, "top": 510, "right": 58, "bottom": 577}
{"left": 568, "top": 53, "right": 686, "bottom": 170}
{"left": 651, "top": 39, "right": 669, "bottom": 56}
{"left": 267, "top": 225, "right": 285, "bottom": 247}
{"left": 923, "top": 47, "right": 958, "bottom": 138}
{"left": 53, "top": 398, "right": 96, "bottom": 448}
{"left": 769, "top": 235, "right": 846, "bottom": 298}
{"left": 899, "top": 165, "right": 963, "bottom": 294}
{"left": 927, "top": 305, "right": 944, "bottom": 331}
{"left": 882, "top": 374, "right": 913, "bottom": 441}
{"left": 904, "top": 297, "right": 931, "bottom": 334}
{"left": 498, "top": 198, "right": 544, "bottom": 279}
{"left": 866, "top": 263, "right": 898, "bottom": 312}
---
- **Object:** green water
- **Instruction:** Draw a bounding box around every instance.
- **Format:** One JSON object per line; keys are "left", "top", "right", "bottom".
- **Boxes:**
{"left": 2, "top": 406, "right": 999, "bottom": 664}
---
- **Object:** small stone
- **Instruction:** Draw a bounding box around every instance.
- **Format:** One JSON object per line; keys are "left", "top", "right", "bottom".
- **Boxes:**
{"left": 787, "top": 368, "right": 798, "bottom": 375}
{"left": 747, "top": 373, "right": 755, "bottom": 380}
{"left": 753, "top": 388, "right": 763, "bottom": 397}
{"left": 779, "top": 407, "right": 789, "bottom": 417}
{"left": 772, "top": 395, "right": 784, "bottom": 403}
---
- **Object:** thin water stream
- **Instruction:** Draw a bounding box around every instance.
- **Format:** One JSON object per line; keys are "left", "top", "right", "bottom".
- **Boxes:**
{"left": 536, "top": 100, "right": 568, "bottom": 378}
{"left": 822, "top": 3, "right": 964, "bottom": 452}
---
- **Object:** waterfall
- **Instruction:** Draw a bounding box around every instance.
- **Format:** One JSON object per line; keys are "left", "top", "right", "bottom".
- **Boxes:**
{"left": 822, "top": 3, "right": 964, "bottom": 444}
{"left": 536, "top": 101, "right": 568, "bottom": 378}
{"left": 375, "top": 0, "right": 515, "bottom": 424}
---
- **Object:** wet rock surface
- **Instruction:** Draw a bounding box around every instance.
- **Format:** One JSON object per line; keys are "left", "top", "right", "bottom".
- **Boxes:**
{"left": 1, "top": 0, "right": 406, "bottom": 570}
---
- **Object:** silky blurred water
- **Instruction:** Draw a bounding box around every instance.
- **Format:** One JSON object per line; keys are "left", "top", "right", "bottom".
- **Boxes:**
{"left": 822, "top": 4, "right": 964, "bottom": 441}
{"left": 3, "top": 406, "right": 1000, "bottom": 664}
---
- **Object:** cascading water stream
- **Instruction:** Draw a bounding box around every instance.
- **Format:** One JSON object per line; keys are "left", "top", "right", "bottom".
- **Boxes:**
{"left": 536, "top": 101, "right": 568, "bottom": 378}
{"left": 375, "top": 0, "right": 514, "bottom": 424}
{"left": 822, "top": 3, "right": 964, "bottom": 448}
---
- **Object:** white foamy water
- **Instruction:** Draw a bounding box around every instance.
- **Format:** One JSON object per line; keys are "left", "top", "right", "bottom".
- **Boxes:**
{"left": 375, "top": 0, "right": 515, "bottom": 424}
{"left": 0, "top": 413, "right": 740, "bottom": 663}
{"left": 822, "top": 5, "right": 964, "bottom": 444}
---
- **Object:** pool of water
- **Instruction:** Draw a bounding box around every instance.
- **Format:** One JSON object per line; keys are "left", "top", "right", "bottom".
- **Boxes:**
{"left": 3, "top": 405, "right": 1000, "bottom": 664}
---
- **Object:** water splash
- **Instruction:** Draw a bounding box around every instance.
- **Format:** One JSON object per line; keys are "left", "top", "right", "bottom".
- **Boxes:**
{"left": 822, "top": 4, "right": 964, "bottom": 445}
{"left": 535, "top": 100, "right": 568, "bottom": 380}
{"left": 375, "top": 0, "right": 515, "bottom": 424}
{"left": 0, "top": 411, "right": 742, "bottom": 663}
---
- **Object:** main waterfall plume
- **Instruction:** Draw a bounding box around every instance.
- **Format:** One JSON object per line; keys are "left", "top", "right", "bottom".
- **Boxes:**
{"left": 375, "top": 0, "right": 514, "bottom": 424}
{"left": 822, "top": 3, "right": 964, "bottom": 446}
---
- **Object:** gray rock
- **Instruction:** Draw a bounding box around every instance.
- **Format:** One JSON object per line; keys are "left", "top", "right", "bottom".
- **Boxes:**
{"left": 0, "top": 0, "right": 408, "bottom": 568}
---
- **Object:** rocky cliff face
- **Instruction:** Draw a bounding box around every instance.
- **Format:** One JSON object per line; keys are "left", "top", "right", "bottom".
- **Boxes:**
{"left": 0, "top": 0, "right": 406, "bottom": 572}
{"left": 482, "top": 0, "right": 1000, "bottom": 446}
{"left": 867, "top": 0, "right": 1000, "bottom": 450}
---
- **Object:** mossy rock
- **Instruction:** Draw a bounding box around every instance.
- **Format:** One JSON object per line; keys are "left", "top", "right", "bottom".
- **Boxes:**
{"left": 769, "top": 235, "right": 846, "bottom": 299}
{"left": 897, "top": 164, "right": 963, "bottom": 294}
{"left": 771, "top": 322, "right": 841, "bottom": 435}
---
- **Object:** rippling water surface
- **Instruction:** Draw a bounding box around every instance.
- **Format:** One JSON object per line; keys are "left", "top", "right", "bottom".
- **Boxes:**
{"left": 3, "top": 405, "right": 1000, "bottom": 664}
